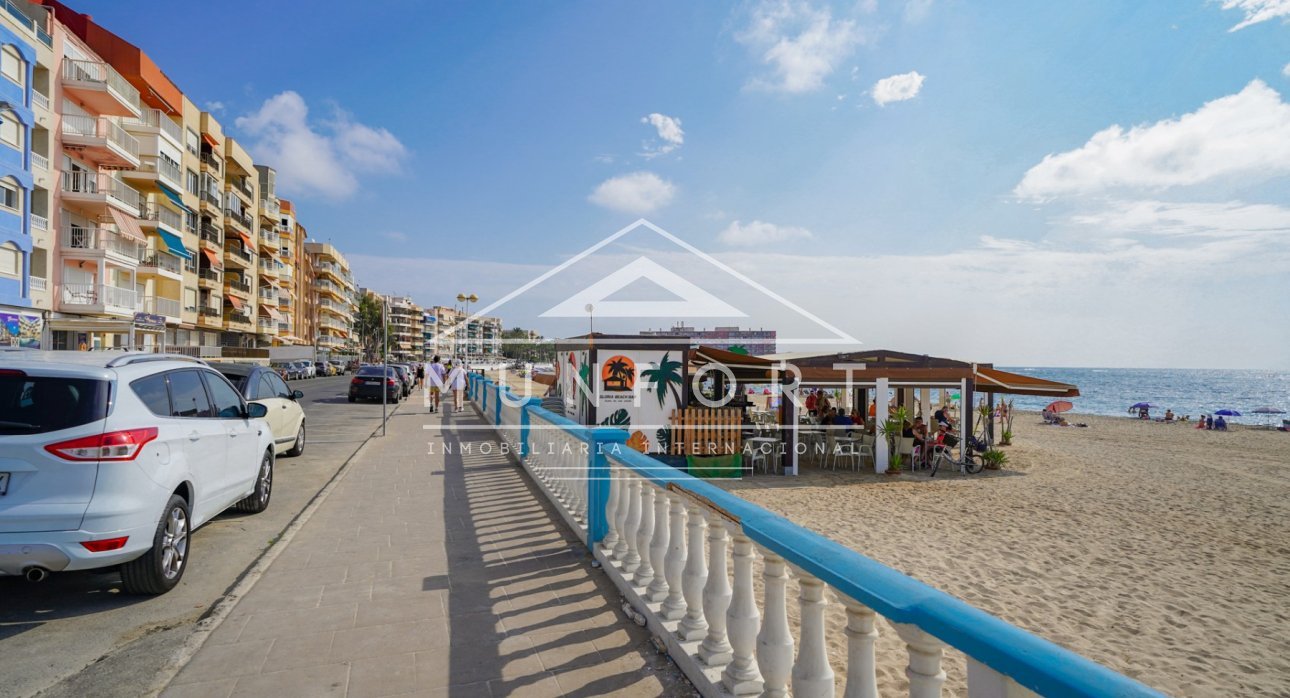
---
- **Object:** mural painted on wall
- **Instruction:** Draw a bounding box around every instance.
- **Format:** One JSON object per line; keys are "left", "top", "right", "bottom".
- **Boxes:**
{"left": 0, "top": 312, "right": 42, "bottom": 348}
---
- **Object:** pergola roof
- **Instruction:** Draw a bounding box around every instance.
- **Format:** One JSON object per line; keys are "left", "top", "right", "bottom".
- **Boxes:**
{"left": 974, "top": 366, "right": 1080, "bottom": 398}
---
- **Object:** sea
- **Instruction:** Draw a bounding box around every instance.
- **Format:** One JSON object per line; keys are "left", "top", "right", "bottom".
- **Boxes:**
{"left": 1001, "top": 368, "right": 1290, "bottom": 424}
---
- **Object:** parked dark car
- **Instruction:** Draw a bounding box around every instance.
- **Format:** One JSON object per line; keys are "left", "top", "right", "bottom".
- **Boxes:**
{"left": 390, "top": 364, "right": 413, "bottom": 397}
{"left": 348, "top": 366, "right": 402, "bottom": 403}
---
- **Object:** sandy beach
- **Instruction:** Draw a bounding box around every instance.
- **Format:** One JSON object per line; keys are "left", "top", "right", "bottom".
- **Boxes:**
{"left": 714, "top": 413, "right": 1290, "bottom": 696}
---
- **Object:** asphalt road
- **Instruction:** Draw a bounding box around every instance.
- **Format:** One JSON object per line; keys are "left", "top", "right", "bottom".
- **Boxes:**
{"left": 0, "top": 375, "right": 405, "bottom": 698}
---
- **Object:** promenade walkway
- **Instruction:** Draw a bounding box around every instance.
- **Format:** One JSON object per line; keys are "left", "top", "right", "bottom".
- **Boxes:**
{"left": 163, "top": 401, "right": 690, "bottom": 697}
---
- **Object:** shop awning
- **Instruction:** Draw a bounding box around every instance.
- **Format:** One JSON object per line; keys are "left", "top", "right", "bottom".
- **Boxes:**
{"left": 226, "top": 295, "right": 243, "bottom": 310}
{"left": 156, "top": 227, "right": 192, "bottom": 260}
{"left": 157, "top": 182, "right": 191, "bottom": 213}
{"left": 108, "top": 207, "right": 146, "bottom": 241}
{"left": 202, "top": 133, "right": 220, "bottom": 148}
{"left": 974, "top": 366, "right": 1080, "bottom": 398}
{"left": 200, "top": 247, "right": 222, "bottom": 269}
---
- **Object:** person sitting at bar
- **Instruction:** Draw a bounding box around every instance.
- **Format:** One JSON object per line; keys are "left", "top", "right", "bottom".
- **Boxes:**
{"left": 909, "top": 417, "right": 929, "bottom": 464}
{"left": 933, "top": 406, "right": 953, "bottom": 428}
{"left": 805, "top": 390, "right": 819, "bottom": 416}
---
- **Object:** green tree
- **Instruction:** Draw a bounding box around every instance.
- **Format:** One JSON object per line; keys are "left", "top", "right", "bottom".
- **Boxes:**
{"left": 353, "top": 294, "right": 391, "bottom": 362}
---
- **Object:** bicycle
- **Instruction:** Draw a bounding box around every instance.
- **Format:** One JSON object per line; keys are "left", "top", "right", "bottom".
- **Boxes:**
{"left": 928, "top": 434, "right": 984, "bottom": 476}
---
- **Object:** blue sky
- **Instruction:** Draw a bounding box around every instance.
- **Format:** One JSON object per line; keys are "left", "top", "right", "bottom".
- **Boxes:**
{"left": 78, "top": 0, "right": 1290, "bottom": 368}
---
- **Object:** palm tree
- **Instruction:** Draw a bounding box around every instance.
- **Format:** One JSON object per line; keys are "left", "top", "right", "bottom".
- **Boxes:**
{"left": 603, "top": 357, "right": 634, "bottom": 390}
{"left": 641, "top": 352, "right": 684, "bottom": 409}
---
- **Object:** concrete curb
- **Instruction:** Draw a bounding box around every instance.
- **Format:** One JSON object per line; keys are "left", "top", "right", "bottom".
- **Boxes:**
{"left": 145, "top": 406, "right": 403, "bottom": 697}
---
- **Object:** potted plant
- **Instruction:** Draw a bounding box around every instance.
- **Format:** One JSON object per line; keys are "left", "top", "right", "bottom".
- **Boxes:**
{"left": 878, "top": 406, "right": 909, "bottom": 475}
{"left": 1000, "top": 429, "right": 1013, "bottom": 446}
{"left": 980, "top": 448, "right": 1009, "bottom": 470}
{"left": 887, "top": 452, "right": 905, "bottom": 475}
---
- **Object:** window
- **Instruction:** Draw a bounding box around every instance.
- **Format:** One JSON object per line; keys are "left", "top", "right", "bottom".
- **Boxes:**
{"left": 0, "top": 180, "right": 19, "bottom": 211}
{"left": 1, "top": 47, "right": 24, "bottom": 87}
{"left": 131, "top": 374, "right": 171, "bottom": 416}
{"left": 257, "top": 375, "right": 276, "bottom": 401}
{"left": 186, "top": 168, "right": 198, "bottom": 195}
{"left": 0, "top": 375, "right": 109, "bottom": 435}
{"left": 186, "top": 127, "right": 199, "bottom": 155}
{"left": 0, "top": 243, "right": 17, "bottom": 277}
{"left": 265, "top": 372, "right": 291, "bottom": 399}
{"left": 184, "top": 287, "right": 197, "bottom": 311}
{"left": 0, "top": 112, "right": 21, "bottom": 149}
{"left": 167, "top": 370, "right": 213, "bottom": 418}
{"left": 202, "top": 371, "right": 244, "bottom": 419}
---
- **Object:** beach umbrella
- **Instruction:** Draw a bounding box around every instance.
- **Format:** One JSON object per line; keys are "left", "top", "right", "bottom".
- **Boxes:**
{"left": 1252, "top": 406, "right": 1286, "bottom": 414}
{"left": 1128, "top": 402, "right": 1157, "bottom": 410}
{"left": 1213, "top": 409, "right": 1241, "bottom": 417}
{"left": 1045, "top": 400, "right": 1073, "bottom": 413}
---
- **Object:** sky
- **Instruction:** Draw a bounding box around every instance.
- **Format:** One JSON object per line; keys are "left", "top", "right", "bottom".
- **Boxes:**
{"left": 74, "top": 0, "right": 1290, "bottom": 368}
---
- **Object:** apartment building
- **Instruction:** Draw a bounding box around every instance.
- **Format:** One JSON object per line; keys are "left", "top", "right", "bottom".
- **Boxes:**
{"left": 254, "top": 164, "right": 285, "bottom": 344}
{"left": 423, "top": 304, "right": 502, "bottom": 360}
{"left": 304, "top": 240, "right": 354, "bottom": 356}
{"left": 0, "top": 4, "right": 41, "bottom": 348}
{"left": 384, "top": 294, "right": 421, "bottom": 362}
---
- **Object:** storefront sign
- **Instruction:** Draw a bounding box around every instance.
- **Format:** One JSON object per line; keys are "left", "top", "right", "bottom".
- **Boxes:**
{"left": 0, "top": 311, "right": 42, "bottom": 348}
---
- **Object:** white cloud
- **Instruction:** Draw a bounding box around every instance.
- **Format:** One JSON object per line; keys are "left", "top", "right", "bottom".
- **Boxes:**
{"left": 205, "top": 100, "right": 226, "bottom": 114}
{"left": 1015, "top": 80, "right": 1290, "bottom": 200}
{"left": 235, "top": 91, "right": 407, "bottom": 199}
{"left": 381, "top": 231, "right": 409, "bottom": 242}
{"left": 588, "top": 172, "right": 677, "bottom": 214}
{"left": 717, "top": 219, "right": 814, "bottom": 246}
{"left": 1283, "top": 61, "right": 1290, "bottom": 77}
{"left": 1220, "top": 0, "right": 1290, "bottom": 31}
{"left": 1067, "top": 200, "right": 1290, "bottom": 242}
{"left": 872, "top": 71, "right": 926, "bottom": 105}
{"left": 640, "top": 113, "right": 684, "bottom": 158}
{"left": 904, "top": 0, "right": 934, "bottom": 23}
{"left": 737, "top": 0, "right": 860, "bottom": 93}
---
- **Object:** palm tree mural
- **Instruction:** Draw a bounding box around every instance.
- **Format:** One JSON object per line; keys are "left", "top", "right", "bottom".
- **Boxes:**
{"left": 602, "top": 356, "right": 635, "bottom": 391}
{"left": 641, "top": 352, "right": 684, "bottom": 409}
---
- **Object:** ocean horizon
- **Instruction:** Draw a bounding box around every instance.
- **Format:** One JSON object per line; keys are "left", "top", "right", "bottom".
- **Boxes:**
{"left": 1001, "top": 367, "right": 1290, "bottom": 422}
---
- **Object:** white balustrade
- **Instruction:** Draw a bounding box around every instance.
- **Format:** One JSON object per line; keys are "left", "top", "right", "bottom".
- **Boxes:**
{"left": 601, "top": 460, "right": 620, "bottom": 554}
{"left": 677, "top": 502, "right": 709, "bottom": 640}
{"left": 645, "top": 487, "right": 670, "bottom": 600}
{"left": 633, "top": 481, "right": 655, "bottom": 585}
{"left": 612, "top": 465, "right": 633, "bottom": 562}
{"left": 842, "top": 601, "right": 879, "bottom": 698}
{"left": 759, "top": 553, "right": 795, "bottom": 698}
{"left": 698, "top": 510, "right": 733, "bottom": 666}
{"left": 895, "top": 623, "right": 947, "bottom": 698}
{"left": 660, "top": 493, "right": 687, "bottom": 617}
{"left": 723, "top": 529, "right": 764, "bottom": 694}
{"left": 793, "top": 572, "right": 836, "bottom": 697}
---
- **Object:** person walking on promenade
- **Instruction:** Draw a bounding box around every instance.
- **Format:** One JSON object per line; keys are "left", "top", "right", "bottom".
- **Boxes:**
{"left": 427, "top": 355, "right": 446, "bottom": 413}
{"left": 447, "top": 359, "right": 468, "bottom": 413}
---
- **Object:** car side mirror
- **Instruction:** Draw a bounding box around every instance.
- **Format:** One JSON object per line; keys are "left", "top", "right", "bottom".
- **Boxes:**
{"left": 246, "top": 403, "right": 269, "bottom": 419}
{"left": 292, "top": 390, "right": 304, "bottom": 400}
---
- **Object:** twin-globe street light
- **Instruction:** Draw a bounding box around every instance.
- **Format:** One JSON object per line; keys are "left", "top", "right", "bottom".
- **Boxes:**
{"left": 456, "top": 293, "right": 477, "bottom": 361}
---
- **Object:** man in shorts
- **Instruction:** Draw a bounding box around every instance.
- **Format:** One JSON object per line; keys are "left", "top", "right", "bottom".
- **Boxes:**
{"left": 427, "top": 355, "right": 446, "bottom": 413}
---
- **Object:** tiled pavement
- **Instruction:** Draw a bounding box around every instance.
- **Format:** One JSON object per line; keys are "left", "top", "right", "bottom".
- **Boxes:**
{"left": 164, "top": 400, "right": 691, "bottom": 697}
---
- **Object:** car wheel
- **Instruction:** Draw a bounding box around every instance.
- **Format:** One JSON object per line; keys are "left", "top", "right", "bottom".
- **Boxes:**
{"left": 286, "top": 421, "right": 306, "bottom": 457}
{"left": 120, "top": 494, "right": 190, "bottom": 595}
{"left": 348, "top": 395, "right": 356, "bottom": 403}
{"left": 234, "top": 450, "right": 274, "bottom": 514}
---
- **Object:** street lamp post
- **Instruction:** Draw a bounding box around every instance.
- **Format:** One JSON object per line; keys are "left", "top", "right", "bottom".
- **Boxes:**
{"left": 456, "top": 292, "right": 477, "bottom": 364}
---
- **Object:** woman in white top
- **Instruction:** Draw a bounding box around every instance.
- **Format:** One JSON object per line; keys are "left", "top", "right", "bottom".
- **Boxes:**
{"left": 447, "top": 361, "right": 468, "bottom": 411}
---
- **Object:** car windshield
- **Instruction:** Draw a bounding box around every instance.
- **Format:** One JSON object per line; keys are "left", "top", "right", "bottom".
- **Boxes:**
{"left": 0, "top": 373, "right": 111, "bottom": 435}
{"left": 218, "top": 372, "right": 251, "bottom": 393}
{"left": 356, "top": 367, "right": 392, "bottom": 377}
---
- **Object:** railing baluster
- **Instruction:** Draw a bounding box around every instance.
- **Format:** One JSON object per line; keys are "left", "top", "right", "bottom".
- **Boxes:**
{"left": 633, "top": 483, "right": 656, "bottom": 586}
{"left": 722, "top": 529, "right": 763, "bottom": 694}
{"left": 612, "top": 465, "right": 633, "bottom": 561}
{"left": 698, "top": 511, "right": 733, "bottom": 666}
{"left": 894, "top": 624, "right": 947, "bottom": 698}
{"left": 601, "top": 458, "right": 619, "bottom": 554}
{"left": 621, "top": 475, "right": 642, "bottom": 573}
{"left": 645, "top": 486, "right": 670, "bottom": 601}
{"left": 842, "top": 600, "right": 879, "bottom": 698}
{"left": 792, "top": 572, "right": 835, "bottom": 697}
{"left": 758, "top": 551, "right": 794, "bottom": 698}
{"left": 677, "top": 502, "right": 709, "bottom": 640}
{"left": 660, "top": 493, "right": 687, "bottom": 619}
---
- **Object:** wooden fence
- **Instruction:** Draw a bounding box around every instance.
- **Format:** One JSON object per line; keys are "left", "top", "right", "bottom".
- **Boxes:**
{"left": 669, "top": 407, "right": 742, "bottom": 456}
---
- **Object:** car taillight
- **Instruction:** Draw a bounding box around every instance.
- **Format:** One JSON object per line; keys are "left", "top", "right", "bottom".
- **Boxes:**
{"left": 351, "top": 377, "right": 362, "bottom": 385}
{"left": 80, "top": 537, "right": 129, "bottom": 552}
{"left": 45, "top": 428, "right": 158, "bottom": 462}
{"left": 387, "top": 379, "right": 396, "bottom": 386}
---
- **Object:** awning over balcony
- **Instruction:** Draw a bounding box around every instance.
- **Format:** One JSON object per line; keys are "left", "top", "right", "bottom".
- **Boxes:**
{"left": 157, "top": 182, "right": 191, "bottom": 213}
{"left": 258, "top": 304, "right": 282, "bottom": 321}
{"left": 202, "top": 132, "right": 220, "bottom": 148}
{"left": 109, "top": 207, "right": 146, "bottom": 241}
{"left": 226, "top": 295, "right": 243, "bottom": 310}
{"left": 157, "top": 227, "right": 192, "bottom": 260}
{"left": 233, "top": 230, "right": 253, "bottom": 248}
{"left": 201, "top": 247, "right": 222, "bottom": 269}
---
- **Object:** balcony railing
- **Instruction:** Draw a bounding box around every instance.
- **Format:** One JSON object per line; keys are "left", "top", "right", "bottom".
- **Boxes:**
{"left": 226, "top": 277, "right": 251, "bottom": 294}
{"left": 226, "top": 245, "right": 252, "bottom": 264}
{"left": 61, "top": 114, "right": 141, "bottom": 161}
{"left": 61, "top": 171, "right": 142, "bottom": 209}
{"left": 139, "top": 295, "right": 181, "bottom": 317}
{"left": 225, "top": 311, "right": 252, "bottom": 326}
{"left": 259, "top": 228, "right": 279, "bottom": 245}
{"left": 256, "top": 318, "right": 277, "bottom": 333}
{"left": 223, "top": 208, "right": 252, "bottom": 230}
{"left": 29, "top": 276, "right": 46, "bottom": 292}
{"left": 198, "top": 306, "right": 222, "bottom": 319}
{"left": 200, "top": 151, "right": 222, "bottom": 173}
{"left": 31, "top": 90, "right": 48, "bottom": 110}
{"left": 200, "top": 222, "right": 222, "bottom": 244}
{"left": 201, "top": 190, "right": 221, "bottom": 207}
{"left": 31, "top": 152, "right": 47, "bottom": 170}
{"left": 122, "top": 108, "right": 183, "bottom": 144}
{"left": 258, "top": 287, "right": 277, "bottom": 302}
{"left": 258, "top": 259, "right": 276, "bottom": 274}
{"left": 138, "top": 250, "right": 182, "bottom": 275}
{"left": 60, "top": 282, "right": 136, "bottom": 310}
{"left": 61, "top": 58, "right": 142, "bottom": 114}
{"left": 62, "top": 223, "right": 144, "bottom": 260}
{"left": 31, "top": 213, "right": 47, "bottom": 231}
{"left": 135, "top": 155, "right": 183, "bottom": 189}
{"left": 140, "top": 202, "right": 184, "bottom": 230}
{"left": 232, "top": 179, "right": 254, "bottom": 200}
{"left": 259, "top": 198, "right": 279, "bottom": 218}
{"left": 199, "top": 268, "right": 222, "bottom": 284}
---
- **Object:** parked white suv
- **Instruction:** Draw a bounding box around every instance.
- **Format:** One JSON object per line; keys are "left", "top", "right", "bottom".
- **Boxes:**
{"left": 0, "top": 351, "right": 276, "bottom": 594}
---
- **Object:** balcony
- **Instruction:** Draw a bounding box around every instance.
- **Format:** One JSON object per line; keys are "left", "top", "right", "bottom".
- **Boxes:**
{"left": 138, "top": 250, "right": 183, "bottom": 279}
{"left": 196, "top": 306, "right": 223, "bottom": 328}
{"left": 256, "top": 317, "right": 277, "bottom": 334}
{"left": 257, "top": 286, "right": 277, "bottom": 303}
{"left": 61, "top": 224, "right": 143, "bottom": 266}
{"left": 317, "top": 335, "right": 345, "bottom": 349}
{"left": 138, "top": 201, "right": 184, "bottom": 231}
{"left": 200, "top": 189, "right": 221, "bottom": 211}
{"left": 224, "top": 311, "right": 253, "bottom": 330}
{"left": 277, "top": 294, "right": 292, "bottom": 308}
{"left": 224, "top": 247, "right": 252, "bottom": 270}
{"left": 121, "top": 108, "right": 183, "bottom": 147}
{"left": 225, "top": 276, "right": 252, "bottom": 296}
{"left": 61, "top": 171, "right": 142, "bottom": 216}
{"left": 200, "top": 151, "right": 222, "bottom": 174}
{"left": 60, "top": 58, "right": 142, "bottom": 118}
{"left": 258, "top": 227, "right": 279, "bottom": 248}
{"left": 59, "top": 283, "right": 137, "bottom": 316}
{"left": 61, "top": 115, "right": 142, "bottom": 169}
{"left": 31, "top": 89, "right": 48, "bottom": 111}
{"left": 31, "top": 213, "right": 47, "bottom": 232}
{"left": 29, "top": 276, "right": 46, "bottom": 292}
{"left": 123, "top": 155, "right": 183, "bottom": 191}
{"left": 259, "top": 198, "right": 279, "bottom": 219}
{"left": 200, "top": 222, "right": 222, "bottom": 246}
{"left": 258, "top": 258, "right": 278, "bottom": 276}
{"left": 223, "top": 208, "right": 252, "bottom": 232}
{"left": 139, "top": 294, "right": 181, "bottom": 319}
{"left": 31, "top": 152, "right": 47, "bottom": 171}
{"left": 228, "top": 178, "right": 254, "bottom": 202}
{"left": 198, "top": 268, "right": 222, "bottom": 289}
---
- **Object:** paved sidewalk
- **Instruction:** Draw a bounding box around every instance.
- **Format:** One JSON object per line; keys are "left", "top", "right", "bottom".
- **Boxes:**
{"left": 164, "top": 401, "right": 690, "bottom": 697}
